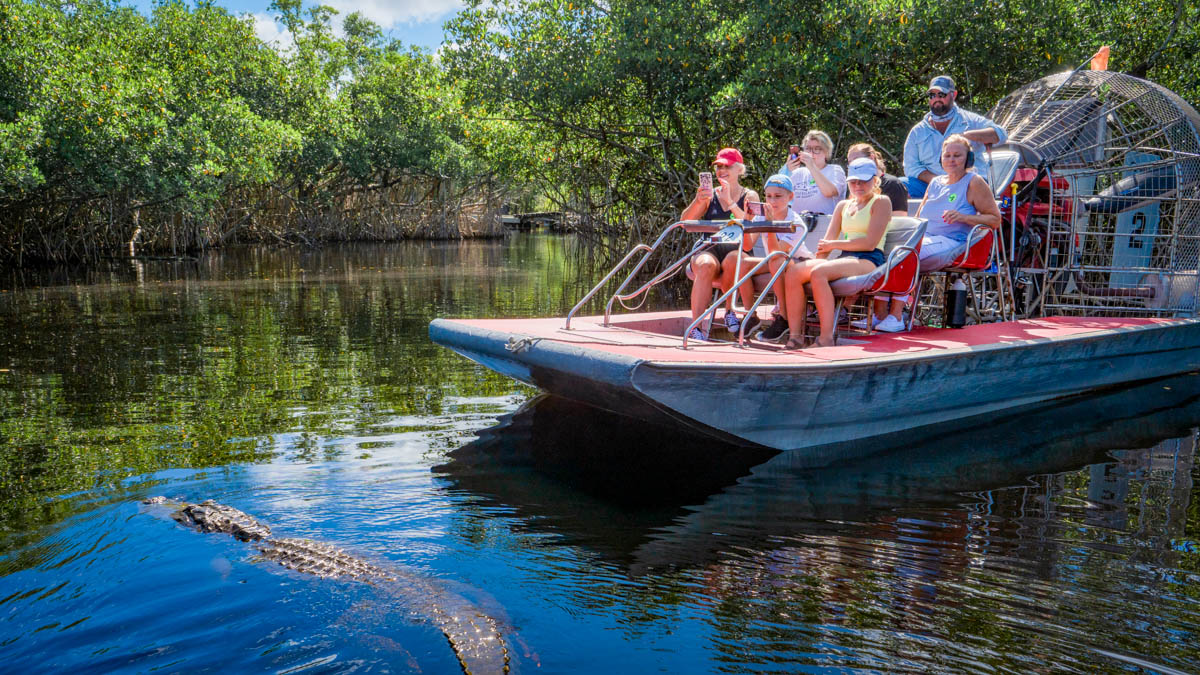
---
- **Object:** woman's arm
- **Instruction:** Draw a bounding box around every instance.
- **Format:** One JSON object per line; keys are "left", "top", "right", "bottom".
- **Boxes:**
{"left": 807, "top": 163, "right": 841, "bottom": 199}
{"left": 814, "top": 202, "right": 846, "bottom": 258}
{"left": 827, "top": 196, "right": 891, "bottom": 251}
{"left": 680, "top": 184, "right": 712, "bottom": 220}
{"left": 944, "top": 176, "right": 1001, "bottom": 229}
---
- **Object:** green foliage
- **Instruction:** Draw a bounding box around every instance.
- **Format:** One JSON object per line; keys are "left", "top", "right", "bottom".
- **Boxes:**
{"left": 0, "top": 0, "right": 525, "bottom": 262}
{"left": 444, "top": 0, "right": 1200, "bottom": 222}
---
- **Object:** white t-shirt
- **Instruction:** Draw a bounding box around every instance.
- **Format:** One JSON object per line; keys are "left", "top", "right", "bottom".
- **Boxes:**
{"left": 782, "top": 163, "right": 847, "bottom": 215}
{"left": 752, "top": 208, "right": 813, "bottom": 258}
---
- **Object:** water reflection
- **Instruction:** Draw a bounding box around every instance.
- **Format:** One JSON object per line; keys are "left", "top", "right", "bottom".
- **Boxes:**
{"left": 438, "top": 373, "right": 1200, "bottom": 672}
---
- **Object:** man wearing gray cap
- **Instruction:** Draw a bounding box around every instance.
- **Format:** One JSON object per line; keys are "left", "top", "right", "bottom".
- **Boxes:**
{"left": 903, "top": 75, "right": 1007, "bottom": 198}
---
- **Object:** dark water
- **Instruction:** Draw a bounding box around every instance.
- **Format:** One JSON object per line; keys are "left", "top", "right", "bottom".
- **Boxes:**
{"left": 1, "top": 236, "right": 1199, "bottom": 673}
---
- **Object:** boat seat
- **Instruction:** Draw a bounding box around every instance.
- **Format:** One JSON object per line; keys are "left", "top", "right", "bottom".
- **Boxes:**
{"left": 803, "top": 217, "right": 927, "bottom": 339}
{"left": 912, "top": 225, "right": 1013, "bottom": 328}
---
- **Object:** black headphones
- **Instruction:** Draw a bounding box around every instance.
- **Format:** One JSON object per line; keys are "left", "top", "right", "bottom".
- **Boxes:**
{"left": 965, "top": 149, "right": 976, "bottom": 169}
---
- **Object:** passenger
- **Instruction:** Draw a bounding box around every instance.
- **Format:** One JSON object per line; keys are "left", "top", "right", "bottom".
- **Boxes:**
{"left": 870, "top": 134, "right": 1002, "bottom": 329}
{"left": 759, "top": 130, "right": 847, "bottom": 341}
{"left": 680, "top": 147, "right": 761, "bottom": 341}
{"left": 903, "top": 75, "right": 1007, "bottom": 198}
{"left": 780, "top": 157, "right": 891, "bottom": 349}
{"left": 726, "top": 174, "right": 813, "bottom": 338}
{"left": 843, "top": 143, "right": 912, "bottom": 333}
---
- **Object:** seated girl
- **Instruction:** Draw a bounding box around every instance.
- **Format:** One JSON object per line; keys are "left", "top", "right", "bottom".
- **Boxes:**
{"left": 780, "top": 157, "right": 891, "bottom": 349}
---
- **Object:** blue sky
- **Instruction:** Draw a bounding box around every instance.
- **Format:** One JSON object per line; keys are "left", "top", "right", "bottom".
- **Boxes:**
{"left": 125, "top": 0, "right": 463, "bottom": 52}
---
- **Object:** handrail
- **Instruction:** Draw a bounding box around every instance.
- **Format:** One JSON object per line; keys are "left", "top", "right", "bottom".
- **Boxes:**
{"left": 598, "top": 221, "right": 698, "bottom": 326}
{"left": 684, "top": 217, "right": 813, "bottom": 348}
{"left": 564, "top": 243, "right": 653, "bottom": 330}
{"left": 605, "top": 245, "right": 703, "bottom": 322}
{"left": 734, "top": 233, "right": 815, "bottom": 346}
{"left": 564, "top": 220, "right": 692, "bottom": 330}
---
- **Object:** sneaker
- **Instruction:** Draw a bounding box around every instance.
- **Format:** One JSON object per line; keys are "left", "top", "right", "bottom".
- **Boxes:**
{"left": 850, "top": 315, "right": 879, "bottom": 330}
{"left": 723, "top": 312, "right": 741, "bottom": 332}
{"left": 687, "top": 327, "right": 709, "bottom": 341}
{"left": 741, "top": 312, "right": 762, "bottom": 336}
{"left": 875, "top": 315, "right": 908, "bottom": 333}
{"left": 759, "top": 317, "right": 789, "bottom": 342}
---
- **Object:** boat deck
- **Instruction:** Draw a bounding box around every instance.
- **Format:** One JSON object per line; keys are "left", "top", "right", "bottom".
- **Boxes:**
{"left": 452, "top": 311, "right": 1181, "bottom": 365}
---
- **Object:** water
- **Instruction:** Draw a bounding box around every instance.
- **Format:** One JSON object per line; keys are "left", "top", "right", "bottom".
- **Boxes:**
{"left": 1, "top": 235, "right": 1199, "bottom": 673}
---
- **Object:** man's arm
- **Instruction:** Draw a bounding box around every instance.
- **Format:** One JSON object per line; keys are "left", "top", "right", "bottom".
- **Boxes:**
{"left": 962, "top": 110, "right": 1008, "bottom": 146}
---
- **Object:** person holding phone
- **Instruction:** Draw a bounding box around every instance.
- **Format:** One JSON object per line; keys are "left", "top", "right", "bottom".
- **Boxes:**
{"left": 779, "top": 130, "right": 847, "bottom": 216}
{"left": 759, "top": 130, "right": 847, "bottom": 341}
{"left": 680, "top": 147, "right": 761, "bottom": 341}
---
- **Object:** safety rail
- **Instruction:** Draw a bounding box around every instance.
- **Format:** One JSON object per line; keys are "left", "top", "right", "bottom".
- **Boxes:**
{"left": 682, "top": 215, "right": 816, "bottom": 349}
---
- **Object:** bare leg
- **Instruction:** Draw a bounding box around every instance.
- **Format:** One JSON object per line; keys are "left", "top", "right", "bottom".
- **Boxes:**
{"left": 768, "top": 257, "right": 787, "bottom": 312}
{"left": 690, "top": 252, "right": 721, "bottom": 321}
{"left": 809, "top": 258, "right": 876, "bottom": 346}
{"left": 723, "top": 250, "right": 761, "bottom": 313}
{"left": 783, "top": 259, "right": 818, "bottom": 334}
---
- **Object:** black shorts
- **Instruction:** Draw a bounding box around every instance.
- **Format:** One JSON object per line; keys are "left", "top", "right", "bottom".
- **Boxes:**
{"left": 695, "top": 242, "right": 746, "bottom": 262}
{"left": 842, "top": 249, "right": 885, "bottom": 266}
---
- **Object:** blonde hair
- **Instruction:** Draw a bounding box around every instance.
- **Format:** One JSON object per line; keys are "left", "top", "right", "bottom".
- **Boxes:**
{"left": 803, "top": 130, "right": 834, "bottom": 156}
{"left": 942, "top": 134, "right": 971, "bottom": 154}
{"left": 847, "top": 142, "right": 887, "bottom": 174}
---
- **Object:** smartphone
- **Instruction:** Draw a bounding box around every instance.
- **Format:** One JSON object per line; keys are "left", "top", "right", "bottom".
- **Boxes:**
{"left": 699, "top": 172, "right": 713, "bottom": 191}
{"left": 746, "top": 200, "right": 765, "bottom": 218}
{"left": 789, "top": 145, "right": 801, "bottom": 160}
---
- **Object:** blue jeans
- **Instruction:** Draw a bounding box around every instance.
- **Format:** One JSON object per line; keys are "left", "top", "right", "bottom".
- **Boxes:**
{"left": 905, "top": 176, "right": 928, "bottom": 198}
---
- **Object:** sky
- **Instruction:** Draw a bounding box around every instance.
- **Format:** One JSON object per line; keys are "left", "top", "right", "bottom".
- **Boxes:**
{"left": 126, "top": 0, "right": 464, "bottom": 52}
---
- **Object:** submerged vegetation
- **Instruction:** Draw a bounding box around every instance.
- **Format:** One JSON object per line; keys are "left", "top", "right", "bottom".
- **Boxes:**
{"left": 0, "top": 0, "right": 1197, "bottom": 263}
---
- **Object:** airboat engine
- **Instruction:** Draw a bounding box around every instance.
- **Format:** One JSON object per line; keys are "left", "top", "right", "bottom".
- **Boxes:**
{"left": 986, "top": 69, "right": 1200, "bottom": 317}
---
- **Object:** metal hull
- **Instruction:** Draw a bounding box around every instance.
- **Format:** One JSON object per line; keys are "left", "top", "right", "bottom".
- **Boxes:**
{"left": 430, "top": 316, "right": 1200, "bottom": 452}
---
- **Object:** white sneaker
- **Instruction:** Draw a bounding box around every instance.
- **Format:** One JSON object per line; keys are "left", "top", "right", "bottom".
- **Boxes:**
{"left": 687, "top": 327, "right": 709, "bottom": 341}
{"left": 850, "top": 315, "right": 879, "bottom": 330}
{"left": 875, "top": 315, "right": 908, "bottom": 333}
{"left": 723, "top": 312, "right": 741, "bottom": 331}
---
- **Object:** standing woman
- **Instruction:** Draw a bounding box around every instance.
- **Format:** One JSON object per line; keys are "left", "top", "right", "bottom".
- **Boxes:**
{"left": 760, "top": 130, "right": 847, "bottom": 342}
{"left": 781, "top": 157, "right": 891, "bottom": 349}
{"left": 679, "top": 147, "right": 760, "bottom": 340}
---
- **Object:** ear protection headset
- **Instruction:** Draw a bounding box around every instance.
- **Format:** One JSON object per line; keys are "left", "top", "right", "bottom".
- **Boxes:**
{"left": 965, "top": 148, "right": 976, "bottom": 169}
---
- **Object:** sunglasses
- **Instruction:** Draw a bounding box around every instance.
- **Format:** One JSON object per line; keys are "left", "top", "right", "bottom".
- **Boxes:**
{"left": 927, "top": 91, "right": 951, "bottom": 99}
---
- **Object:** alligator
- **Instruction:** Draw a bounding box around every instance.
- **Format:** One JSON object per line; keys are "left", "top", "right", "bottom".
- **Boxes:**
{"left": 143, "top": 497, "right": 510, "bottom": 674}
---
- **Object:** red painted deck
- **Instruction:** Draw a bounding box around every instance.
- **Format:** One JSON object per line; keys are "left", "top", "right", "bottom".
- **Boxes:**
{"left": 451, "top": 311, "right": 1180, "bottom": 365}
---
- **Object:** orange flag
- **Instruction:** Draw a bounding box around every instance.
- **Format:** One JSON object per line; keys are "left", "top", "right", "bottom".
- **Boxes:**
{"left": 1090, "top": 46, "right": 1110, "bottom": 71}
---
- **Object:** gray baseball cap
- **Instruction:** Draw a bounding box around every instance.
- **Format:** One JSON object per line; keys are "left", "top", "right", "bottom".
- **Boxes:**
{"left": 929, "top": 75, "right": 957, "bottom": 93}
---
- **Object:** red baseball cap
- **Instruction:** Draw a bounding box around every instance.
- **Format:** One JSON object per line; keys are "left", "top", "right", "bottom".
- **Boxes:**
{"left": 712, "top": 147, "right": 743, "bottom": 166}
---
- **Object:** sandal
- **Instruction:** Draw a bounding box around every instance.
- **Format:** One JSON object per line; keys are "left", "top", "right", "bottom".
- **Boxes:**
{"left": 811, "top": 337, "right": 836, "bottom": 348}
{"left": 783, "top": 337, "right": 805, "bottom": 350}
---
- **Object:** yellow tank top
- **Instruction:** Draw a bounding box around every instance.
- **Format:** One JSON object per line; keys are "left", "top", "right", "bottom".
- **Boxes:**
{"left": 840, "top": 194, "right": 884, "bottom": 253}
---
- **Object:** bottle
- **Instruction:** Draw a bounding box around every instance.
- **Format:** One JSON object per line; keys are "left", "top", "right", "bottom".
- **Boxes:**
{"left": 945, "top": 277, "right": 968, "bottom": 328}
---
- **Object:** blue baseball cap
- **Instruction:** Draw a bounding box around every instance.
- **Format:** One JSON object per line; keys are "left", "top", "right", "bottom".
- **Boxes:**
{"left": 847, "top": 157, "right": 879, "bottom": 182}
{"left": 764, "top": 173, "right": 793, "bottom": 193}
{"left": 929, "top": 75, "right": 956, "bottom": 93}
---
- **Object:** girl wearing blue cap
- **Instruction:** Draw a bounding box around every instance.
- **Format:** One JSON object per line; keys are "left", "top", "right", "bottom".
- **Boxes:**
{"left": 781, "top": 156, "right": 891, "bottom": 349}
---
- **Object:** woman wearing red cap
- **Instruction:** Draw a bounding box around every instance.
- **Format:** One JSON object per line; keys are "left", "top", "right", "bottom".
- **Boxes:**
{"left": 680, "top": 147, "right": 761, "bottom": 341}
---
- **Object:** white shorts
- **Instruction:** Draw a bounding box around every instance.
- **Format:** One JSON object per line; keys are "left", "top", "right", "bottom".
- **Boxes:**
{"left": 883, "top": 235, "right": 966, "bottom": 304}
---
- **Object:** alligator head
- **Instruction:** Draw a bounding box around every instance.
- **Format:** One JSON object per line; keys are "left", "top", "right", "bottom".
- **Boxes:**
{"left": 143, "top": 496, "right": 272, "bottom": 542}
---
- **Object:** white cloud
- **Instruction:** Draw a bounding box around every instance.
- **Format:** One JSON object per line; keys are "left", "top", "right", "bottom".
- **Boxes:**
{"left": 322, "top": 0, "right": 464, "bottom": 27}
{"left": 252, "top": 13, "right": 294, "bottom": 49}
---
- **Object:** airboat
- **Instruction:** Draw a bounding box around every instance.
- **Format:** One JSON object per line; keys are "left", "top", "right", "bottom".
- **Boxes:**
{"left": 430, "top": 69, "right": 1200, "bottom": 452}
